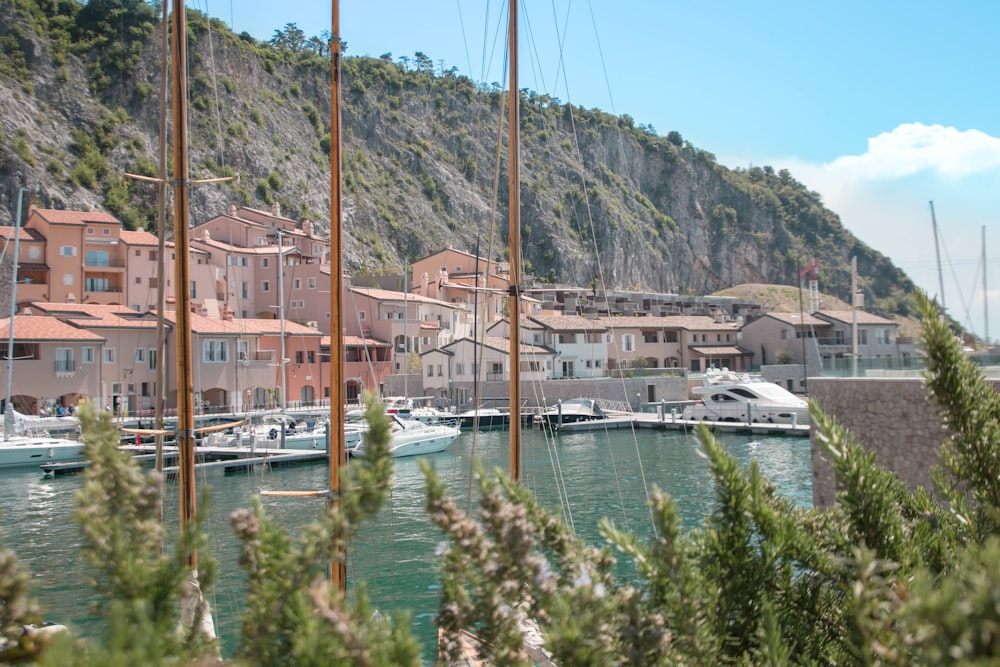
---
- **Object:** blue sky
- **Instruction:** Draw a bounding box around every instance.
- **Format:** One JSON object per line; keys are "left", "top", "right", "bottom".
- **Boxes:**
{"left": 202, "top": 1, "right": 1000, "bottom": 341}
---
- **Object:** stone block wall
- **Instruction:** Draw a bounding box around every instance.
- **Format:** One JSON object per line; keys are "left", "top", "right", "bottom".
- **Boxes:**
{"left": 808, "top": 378, "right": 949, "bottom": 507}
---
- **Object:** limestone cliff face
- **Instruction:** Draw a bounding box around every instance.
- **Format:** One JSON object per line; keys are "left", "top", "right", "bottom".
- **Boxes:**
{"left": 0, "top": 2, "right": 915, "bottom": 314}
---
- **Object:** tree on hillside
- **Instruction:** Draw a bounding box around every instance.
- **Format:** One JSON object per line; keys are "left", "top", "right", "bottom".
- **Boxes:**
{"left": 270, "top": 22, "right": 306, "bottom": 53}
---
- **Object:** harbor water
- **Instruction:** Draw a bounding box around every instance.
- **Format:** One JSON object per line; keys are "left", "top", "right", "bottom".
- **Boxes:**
{"left": 0, "top": 425, "right": 812, "bottom": 660}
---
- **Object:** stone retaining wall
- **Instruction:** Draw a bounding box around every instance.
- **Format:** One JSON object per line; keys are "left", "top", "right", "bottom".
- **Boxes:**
{"left": 808, "top": 377, "right": 949, "bottom": 507}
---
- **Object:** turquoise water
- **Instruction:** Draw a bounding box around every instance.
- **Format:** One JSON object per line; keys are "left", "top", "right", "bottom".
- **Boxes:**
{"left": 0, "top": 426, "right": 812, "bottom": 660}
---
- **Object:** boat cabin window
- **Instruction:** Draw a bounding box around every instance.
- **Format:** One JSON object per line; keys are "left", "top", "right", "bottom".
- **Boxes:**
{"left": 730, "top": 388, "right": 760, "bottom": 399}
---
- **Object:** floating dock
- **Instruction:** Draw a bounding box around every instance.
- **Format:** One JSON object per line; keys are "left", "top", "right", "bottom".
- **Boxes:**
{"left": 40, "top": 445, "right": 329, "bottom": 476}
{"left": 552, "top": 412, "right": 810, "bottom": 437}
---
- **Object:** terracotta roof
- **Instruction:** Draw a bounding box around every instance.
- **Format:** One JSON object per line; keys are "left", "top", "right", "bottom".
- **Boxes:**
{"left": 815, "top": 310, "right": 897, "bottom": 326}
{"left": 347, "top": 285, "right": 456, "bottom": 308}
{"left": 119, "top": 229, "right": 168, "bottom": 246}
{"left": 0, "top": 315, "right": 106, "bottom": 342}
{"left": 161, "top": 311, "right": 322, "bottom": 336}
{"left": 28, "top": 302, "right": 163, "bottom": 329}
{"left": 528, "top": 314, "right": 608, "bottom": 332}
{"left": 444, "top": 335, "right": 554, "bottom": 356}
{"left": 759, "top": 312, "right": 830, "bottom": 327}
{"left": 343, "top": 335, "right": 391, "bottom": 347}
{"left": 0, "top": 226, "right": 37, "bottom": 241}
{"left": 31, "top": 208, "right": 120, "bottom": 226}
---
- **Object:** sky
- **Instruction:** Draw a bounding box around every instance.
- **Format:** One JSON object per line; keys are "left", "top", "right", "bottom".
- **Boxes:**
{"left": 198, "top": 0, "right": 1000, "bottom": 342}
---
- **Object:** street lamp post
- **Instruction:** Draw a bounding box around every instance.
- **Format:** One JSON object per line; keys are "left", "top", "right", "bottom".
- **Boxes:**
{"left": 5, "top": 188, "right": 29, "bottom": 435}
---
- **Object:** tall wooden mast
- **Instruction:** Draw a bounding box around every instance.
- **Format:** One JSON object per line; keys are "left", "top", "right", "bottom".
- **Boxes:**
{"left": 170, "top": 0, "right": 197, "bottom": 562}
{"left": 507, "top": 0, "right": 522, "bottom": 481}
{"left": 328, "top": 0, "right": 347, "bottom": 590}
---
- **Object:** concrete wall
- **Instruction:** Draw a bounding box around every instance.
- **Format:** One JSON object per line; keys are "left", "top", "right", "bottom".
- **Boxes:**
{"left": 384, "top": 374, "right": 690, "bottom": 412}
{"left": 808, "top": 377, "right": 950, "bottom": 508}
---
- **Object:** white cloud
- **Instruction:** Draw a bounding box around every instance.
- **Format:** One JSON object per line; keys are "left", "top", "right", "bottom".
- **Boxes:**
{"left": 825, "top": 123, "right": 1000, "bottom": 180}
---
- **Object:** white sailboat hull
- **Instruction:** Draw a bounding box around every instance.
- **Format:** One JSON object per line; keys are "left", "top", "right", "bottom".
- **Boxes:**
{"left": 0, "top": 436, "right": 85, "bottom": 469}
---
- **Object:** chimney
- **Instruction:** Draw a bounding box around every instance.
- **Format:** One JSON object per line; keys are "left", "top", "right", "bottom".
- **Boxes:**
{"left": 202, "top": 229, "right": 211, "bottom": 241}
{"left": 228, "top": 204, "right": 237, "bottom": 217}
{"left": 222, "top": 305, "right": 234, "bottom": 321}
{"left": 302, "top": 220, "right": 313, "bottom": 237}
{"left": 271, "top": 201, "right": 281, "bottom": 218}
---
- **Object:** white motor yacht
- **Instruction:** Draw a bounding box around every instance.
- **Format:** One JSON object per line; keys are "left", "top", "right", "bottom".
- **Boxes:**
{"left": 682, "top": 368, "right": 809, "bottom": 425}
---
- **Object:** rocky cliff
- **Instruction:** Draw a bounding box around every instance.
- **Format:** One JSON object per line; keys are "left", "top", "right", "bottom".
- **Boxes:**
{"left": 0, "top": 1, "right": 919, "bottom": 318}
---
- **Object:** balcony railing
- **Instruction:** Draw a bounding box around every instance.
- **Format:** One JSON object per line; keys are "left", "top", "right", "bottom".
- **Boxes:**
{"left": 54, "top": 360, "right": 76, "bottom": 373}
{"left": 84, "top": 259, "right": 126, "bottom": 268}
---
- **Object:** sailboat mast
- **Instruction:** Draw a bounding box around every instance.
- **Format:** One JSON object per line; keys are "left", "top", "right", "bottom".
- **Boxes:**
{"left": 5, "top": 188, "right": 27, "bottom": 434}
{"left": 153, "top": 0, "right": 169, "bottom": 475}
{"left": 507, "top": 0, "right": 522, "bottom": 481}
{"left": 929, "top": 200, "right": 946, "bottom": 310}
{"left": 278, "top": 229, "right": 287, "bottom": 412}
{"left": 983, "top": 225, "right": 989, "bottom": 345}
{"left": 328, "top": 0, "right": 347, "bottom": 590}
{"left": 170, "top": 0, "right": 198, "bottom": 564}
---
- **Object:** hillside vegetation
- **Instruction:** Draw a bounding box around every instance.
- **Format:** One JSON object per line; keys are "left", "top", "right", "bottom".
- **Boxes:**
{"left": 0, "top": 0, "right": 920, "bottom": 321}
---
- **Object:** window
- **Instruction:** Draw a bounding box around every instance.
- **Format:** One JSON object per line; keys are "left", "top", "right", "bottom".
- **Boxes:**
{"left": 202, "top": 340, "right": 228, "bottom": 362}
{"left": 664, "top": 331, "right": 678, "bottom": 343}
{"left": 237, "top": 340, "right": 248, "bottom": 360}
{"left": 135, "top": 348, "right": 144, "bottom": 363}
{"left": 104, "top": 348, "right": 115, "bottom": 363}
{"left": 558, "top": 333, "right": 576, "bottom": 344}
{"left": 295, "top": 351, "right": 304, "bottom": 364}
{"left": 455, "top": 363, "right": 463, "bottom": 376}
{"left": 622, "top": 334, "right": 634, "bottom": 353}
{"left": 102, "top": 228, "right": 111, "bottom": 236}
{"left": 642, "top": 331, "right": 658, "bottom": 343}
{"left": 307, "top": 277, "right": 316, "bottom": 289}
{"left": 149, "top": 250, "right": 157, "bottom": 261}
{"left": 149, "top": 277, "right": 158, "bottom": 288}
{"left": 261, "top": 280, "right": 270, "bottom": 292}
{"left": 307, "top": 351, "right": 315, "bottom": 363}
{"left": 427, "top": 365, "right": 434, "bottom": 377}
{"left": 82, "top": 347, "right": 95, "bottom": 364}
{"left": 135, "top": 276, "right": 141, "bottom": 284}
{"left": 358, "top": 311, "right": 366, "bottom": 320}
{"left": 54, "top": 348, "right": 74, "bottom": 373}
{"left": 292, "top": 278, "right": 301, "bottom": 290}
{"left": 87, "top": 228, "right": 95, "bottom": 235}
{"left": 85, "top": 277, "right": 110, "bottom": 292}
{"left": 189, "top": 281, "right": 196, "bottom": 298}
{"left": 858, "top": 330, "right": 868, "bottom": 345}
{"left": 60, "top": 245, "right": 77, "bottom": 257}
{"left": 86, "top": 250, "right": 109, "bottom": 267}
{"left": 876, "top": 329, "right": 886, "bottom": 344}
{"left": 148, "top": 349, "right": 157, "bottom": 371}
{"left": 261, "top": 258, "right": 270, "bottom": 269}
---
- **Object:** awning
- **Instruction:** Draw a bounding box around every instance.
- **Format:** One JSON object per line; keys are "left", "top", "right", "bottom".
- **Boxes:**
{"left": 689, "top": 345, "right": 749, "bottom": 356}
